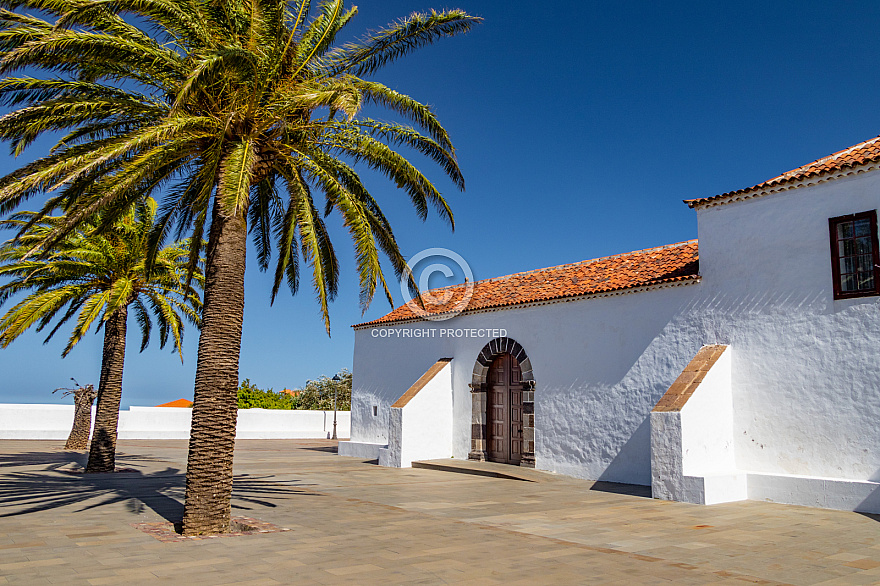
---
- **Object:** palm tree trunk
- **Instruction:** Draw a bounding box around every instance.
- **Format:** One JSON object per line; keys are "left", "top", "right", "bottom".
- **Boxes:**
{"left": 182, "top": 199, "right": 247, "bottom": 536}
{"left": 86, "top": 307, "right": 127, "bottom": 472}
{"left": 64, "top": 386, "right": 96, "bottom": 450}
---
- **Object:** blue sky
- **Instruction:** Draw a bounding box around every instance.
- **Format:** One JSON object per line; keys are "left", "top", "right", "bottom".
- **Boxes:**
{"left": 3, "top": 0, "right": 880, "bottom": 406}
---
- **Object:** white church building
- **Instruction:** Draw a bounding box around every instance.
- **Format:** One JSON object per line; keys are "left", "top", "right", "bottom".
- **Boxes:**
{"left": 339, "top": 135, "right": 880, "bottom": 513}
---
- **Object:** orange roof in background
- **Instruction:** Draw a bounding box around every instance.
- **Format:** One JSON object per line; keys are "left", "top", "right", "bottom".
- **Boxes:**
{"left": 686, "top": 134, "right": 880, "bottom": 208}
{"left": 355, "top": 240, "right": 699, "bottom": 328}
{"left": 155, "top": 398, "right": 193, "bottom": 408}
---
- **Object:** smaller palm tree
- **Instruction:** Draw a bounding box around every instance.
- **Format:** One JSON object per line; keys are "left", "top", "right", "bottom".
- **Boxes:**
{"left": 0, "top": 198, "right": 203, "bottom": 472}
{"left": 53, "top": 378, "right": 97, "bottom": 450}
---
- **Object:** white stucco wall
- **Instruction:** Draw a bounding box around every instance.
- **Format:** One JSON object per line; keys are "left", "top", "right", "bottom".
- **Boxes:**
{"left": 650, "top": 411, "right": 685, "bottom": 500}
{"left": 235, "top": 408, "right": 350, "bottom": 439}
{"left": 353, "top": 283, "right": 705, "bottom": 486}
{"left": 0, "top": 404, "right": 87, "bottom": 439}
{"left": 117, "top": 406, "right": 191, "bottom": 439}
{"left": 351, "top": 167, "right": 880, "bottom": 501}
{"left": 696, "top": 171, "right": 880, "bottom": 483}
{"left": 0, "top": 404, "right": 350, "bottom": 440}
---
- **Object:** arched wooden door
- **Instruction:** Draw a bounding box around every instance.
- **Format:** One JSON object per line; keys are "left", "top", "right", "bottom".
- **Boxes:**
{"left": 487, "top": 353, "right": 523, "bottom": 465}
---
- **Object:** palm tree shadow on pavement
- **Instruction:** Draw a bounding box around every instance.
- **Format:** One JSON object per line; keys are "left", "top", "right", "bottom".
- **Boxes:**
{"left": 0, "top": 449, "right": 89, "bottom": 469}
{"left": 0, "top": 450, "right": 324, "bottom": 525}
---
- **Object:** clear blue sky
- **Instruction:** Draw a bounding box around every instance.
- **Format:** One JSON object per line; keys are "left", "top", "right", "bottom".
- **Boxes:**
{"left": 3, "top": 1, "right": 880, "bottom": 406}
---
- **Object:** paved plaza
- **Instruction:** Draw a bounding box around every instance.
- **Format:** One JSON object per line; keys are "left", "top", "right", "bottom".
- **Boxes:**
{"left": 2, "top": 440, "right": 880, "bottom": 584}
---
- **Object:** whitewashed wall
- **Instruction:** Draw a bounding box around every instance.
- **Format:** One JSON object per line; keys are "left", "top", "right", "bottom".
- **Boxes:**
{"left": 0, "top": 404, "right": 85, "bottom": 439}
{"left": 0, "top": 404, "right": 350, "bottom": 440}
{"left": 353, "top": 282, "right": 704, "bottom": 486}
{"left": 351, "top": 166, "right": 880, "bottom": 509}
{"left": 696, "top": 171, "right": 880, "bottom": 484}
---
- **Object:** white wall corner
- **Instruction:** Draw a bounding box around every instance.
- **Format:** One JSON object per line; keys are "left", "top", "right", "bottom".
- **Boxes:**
{"left": 651, "top": 346, "right": 747, "bottom": 505}
{"left": 650, "top": 411, "right": 684, "bottom": 501}
{"left": 338, "top": 440, "right": 385, "bottom": 460}
{"left": 379, "top": 359, "right": 454, "bottom": 468}
{"left": 379, "top": 408, "right": 404, "bottom": 467}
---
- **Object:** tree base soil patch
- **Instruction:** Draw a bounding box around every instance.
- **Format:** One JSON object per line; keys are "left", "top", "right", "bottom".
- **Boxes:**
{"left": 132, "top": 516, "right": 289, "bottom": 542}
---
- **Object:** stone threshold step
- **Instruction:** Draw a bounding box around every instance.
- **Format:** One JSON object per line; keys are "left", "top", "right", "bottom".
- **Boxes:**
{"left": 411, "top": 459, "right": 559, "bottom": 482}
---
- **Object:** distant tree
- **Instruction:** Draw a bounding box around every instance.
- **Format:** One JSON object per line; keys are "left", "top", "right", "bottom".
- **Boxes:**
{"left": 237, "top": 379, "right": 299, "bottom": 410}
{"left": 296, "top": 370, "right": 351, "bottom": 411}
{"left": 53, "top": 379, "right": 97, "bottom": 450}
{"left": 0, "top": 200, "right": 203, "bottom": 472}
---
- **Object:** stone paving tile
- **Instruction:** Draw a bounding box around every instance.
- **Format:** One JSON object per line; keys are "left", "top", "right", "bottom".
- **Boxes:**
{"left": 2, "top": 440, "right": 880, "bottom": 584}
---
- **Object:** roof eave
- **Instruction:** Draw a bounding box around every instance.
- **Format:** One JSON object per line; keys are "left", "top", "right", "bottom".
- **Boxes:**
{"left": 351, "top": 275, "right": 702, "bottom": 330}
{"left": 684, "top": 159, "right": 880, "bottom": 210}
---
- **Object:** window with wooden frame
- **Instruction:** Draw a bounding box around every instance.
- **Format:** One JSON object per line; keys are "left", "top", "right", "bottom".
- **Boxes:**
{"left": 829, "top": 210, "right": 880, "bottom": 299}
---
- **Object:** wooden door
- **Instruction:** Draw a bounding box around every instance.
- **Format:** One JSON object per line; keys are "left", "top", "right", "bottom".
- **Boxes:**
{"left": 487, "top": 354, "right": 523, "bottom": 465}
{"left": 509, "top": 357, "right": 523, "bottom": 465}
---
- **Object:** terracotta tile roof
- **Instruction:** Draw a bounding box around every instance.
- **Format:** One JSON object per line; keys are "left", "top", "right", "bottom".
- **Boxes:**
{"left": 354, "top": 240, "right": 699, "bottom": 328}
{"left": 686, "top": 135, "right": 880, "bottom": 208}
{"left": 154, "top": 398, "right": 193, "bottom": 408}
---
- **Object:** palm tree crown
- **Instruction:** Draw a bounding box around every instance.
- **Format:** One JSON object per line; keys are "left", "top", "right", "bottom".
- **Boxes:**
{"left": 0, "top": 199, "right": 201, "bottom": 356}
{"left": 0, "top": 0, "right": 477, "bottom": 324}
{"left": 0, "top": 198, "right": 203, "bottom": 472}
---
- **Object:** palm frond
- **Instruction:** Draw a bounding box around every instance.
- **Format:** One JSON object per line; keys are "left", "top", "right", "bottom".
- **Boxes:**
{"left": 317, "top": 10, "right": 481, "bottom": 78}
{"left": 0, "top": 0, "right": 475, "bottom": 341}
{"left": 0, "top": 198, "right": 204, "bottom": 360}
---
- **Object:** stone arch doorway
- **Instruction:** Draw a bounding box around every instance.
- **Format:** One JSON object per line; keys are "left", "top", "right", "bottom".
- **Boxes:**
{"left": 469, "top": 337, "right": 535, "bottom": 467}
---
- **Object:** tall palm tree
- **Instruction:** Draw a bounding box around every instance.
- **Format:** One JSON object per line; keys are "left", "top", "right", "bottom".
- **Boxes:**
{"left": 0, "top": 199, "right": 203, "bottom": 472}
{"left": 0, "top": 0, "right": 478, "bottom": 534}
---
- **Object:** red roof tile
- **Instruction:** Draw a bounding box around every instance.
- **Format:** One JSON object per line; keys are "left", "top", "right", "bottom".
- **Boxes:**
{"left": 686, "top": 135, "right": 880, "bottom": 208}
{"left": 355, "top": 240, "right": 699, "bottom": 328}
{"left": 154, "top": 398, "right": 193, "bottom": 408}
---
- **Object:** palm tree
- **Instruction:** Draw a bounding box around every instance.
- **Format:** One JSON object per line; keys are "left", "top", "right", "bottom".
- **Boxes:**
{"left": 0, "top": 199, "right": 203, "bottom": 472}
{"left": 0, "top": 0, "right": 478, "bottom": 534}
{"left": 53, "top": 379, "right": 97, "bottom": 450}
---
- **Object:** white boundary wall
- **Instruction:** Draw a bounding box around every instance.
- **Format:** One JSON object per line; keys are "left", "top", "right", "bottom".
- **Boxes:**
{"left": 0, "top": 403, "right": 350, "bottom": 440}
